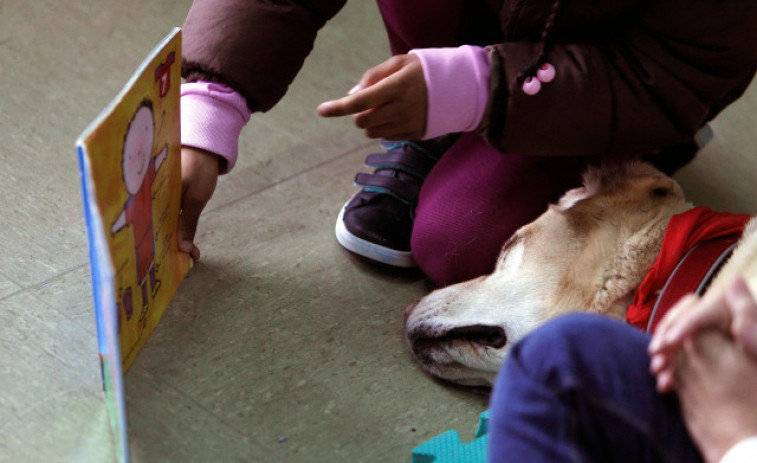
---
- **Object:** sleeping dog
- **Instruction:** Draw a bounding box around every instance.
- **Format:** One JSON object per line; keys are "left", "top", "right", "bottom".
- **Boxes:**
{"left": 404, "top": 161, "right": 757, "bottom": 387}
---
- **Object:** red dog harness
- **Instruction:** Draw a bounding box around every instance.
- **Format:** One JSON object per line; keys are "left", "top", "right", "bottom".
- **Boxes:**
{"left": 626, "top": 207, "right": 752, "bottom": 333}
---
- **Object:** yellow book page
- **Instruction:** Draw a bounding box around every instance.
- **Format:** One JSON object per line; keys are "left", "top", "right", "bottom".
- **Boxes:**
{"left": 80, "top": 29, "right": 191, "bottom": 372}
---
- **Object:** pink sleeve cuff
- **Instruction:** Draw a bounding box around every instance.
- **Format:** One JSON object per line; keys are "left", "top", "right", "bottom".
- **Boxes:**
{"left": 409, "top": 45, "right": 490, "bottom": 140}
{"left": 180, "top": 81, "right": 251, "bottom": 174}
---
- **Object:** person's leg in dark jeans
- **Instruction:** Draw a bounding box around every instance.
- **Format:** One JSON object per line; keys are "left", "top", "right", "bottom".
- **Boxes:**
{"left": 488, "top": 314, "right": 703, "bottom": 463}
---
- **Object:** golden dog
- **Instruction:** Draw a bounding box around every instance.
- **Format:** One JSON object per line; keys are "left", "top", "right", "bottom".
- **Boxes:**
{"left": 404, "top": 162, "right": 757, "bottom": 387}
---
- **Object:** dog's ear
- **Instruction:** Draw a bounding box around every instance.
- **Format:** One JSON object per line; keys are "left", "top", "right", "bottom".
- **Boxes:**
{"left": 554, "top": 185, "right": 596, "bottom": 212}
{"left": 554, "top": 162, "right": 631, "bottom": 212}
{"left": 584, "top": 162, "right": 628, "bottom": 193}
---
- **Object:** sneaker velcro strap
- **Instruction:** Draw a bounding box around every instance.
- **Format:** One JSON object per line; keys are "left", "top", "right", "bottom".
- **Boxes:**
{"left": 365, "top": 152, "right": 437, "bottom": 180}
{"left": 354, "top": 172, "right": 420, "bottom": 204}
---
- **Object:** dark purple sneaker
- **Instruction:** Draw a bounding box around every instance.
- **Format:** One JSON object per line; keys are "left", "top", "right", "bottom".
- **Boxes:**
{"left": 335, "top": 139, "right": 452, "bottom": 267}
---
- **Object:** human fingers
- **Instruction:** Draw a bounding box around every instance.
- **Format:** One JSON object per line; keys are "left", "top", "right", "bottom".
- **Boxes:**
{"left": 179, "top": 147, "right": 219, "bottom": 261}
{"left": 673, "top": 331, "right": 757, "bottom": 463}
{"left": 352, "top": 55, "right": 412, "bottom": 93}
{"left": 354, "top": 102, "right": 426, "bottom": 140}
{"left": 317, "top": 82, "right": 392, "bottom": 118}
{"left": 649, "top": 291, "right": 727, "bottom": 391}
{"left": 361, "top": 122, "right": 424, "bottom": 140}
{"left": 655, "top": 366, "right": 675, "bottom": 393}
{"left": 648, "top": 293, "right": 700, "bottom": 357}
{"left": 317, "top": 55, "right": 421, "bottom": 118}
{"left": 654, "top": 334, "right": 708, "bottom": 394}
{"left": 727, "top": 278, "right": 757, "bottom": 358}
{"left": 179, "top": 199, "right": 202, "bottom": 262}
{"left": 668, "top": 335, "right": 712, "bottom": 394}
{"left": 649, "top": 288, "right": 730, "bottom": 357}
{"left": 649, "top": 351, "right": 671, "bottom": 378}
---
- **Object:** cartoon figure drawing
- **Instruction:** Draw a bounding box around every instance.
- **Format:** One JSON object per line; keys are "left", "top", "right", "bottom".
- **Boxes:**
{"left": 111, "top": 100, "right": 165, "bottom": 332}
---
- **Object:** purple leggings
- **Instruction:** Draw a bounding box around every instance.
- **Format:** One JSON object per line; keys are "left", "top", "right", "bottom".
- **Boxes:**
{"left": 375, "top": 0, "right": 594, "bottom": 286}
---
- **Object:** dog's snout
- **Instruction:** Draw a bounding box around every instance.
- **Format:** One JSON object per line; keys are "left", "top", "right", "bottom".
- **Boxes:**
{"left": 447, "top": 324, "right": 507, "bottom": 349}
{"left": 405, "top": 322, "right": 507, "bottom": 386}
{"left": 407, "top": 324, "right": 507, "bottom": 350}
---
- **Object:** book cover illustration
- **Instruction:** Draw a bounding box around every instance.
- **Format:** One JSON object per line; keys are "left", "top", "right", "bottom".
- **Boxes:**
{"left": 75, "top": 28, "right": 190, "bottom": 462}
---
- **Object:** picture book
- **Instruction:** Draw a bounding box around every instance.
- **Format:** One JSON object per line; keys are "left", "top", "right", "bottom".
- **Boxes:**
{"left": 75, "top": 28, "right": 191, "bottom": 462}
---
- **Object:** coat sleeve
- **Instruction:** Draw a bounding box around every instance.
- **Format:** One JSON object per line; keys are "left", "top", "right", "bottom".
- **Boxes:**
{"left": 480, "top": 0, "right": 757, "bottom": 156}
{"left": 181, "top": 0, "right": 347, "bottom": 113}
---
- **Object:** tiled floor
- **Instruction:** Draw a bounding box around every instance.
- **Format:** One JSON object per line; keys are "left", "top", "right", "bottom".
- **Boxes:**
{"left": 1, "top": 1, "right": 755, "bottom": 462}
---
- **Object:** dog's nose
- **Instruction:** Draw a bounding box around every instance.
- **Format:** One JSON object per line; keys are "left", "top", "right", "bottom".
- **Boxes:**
{"left": 407, "top": 324, "right": 507, "bottom": 350}
{"left": 446, "top": 325, "right": 507, "bottom": 349}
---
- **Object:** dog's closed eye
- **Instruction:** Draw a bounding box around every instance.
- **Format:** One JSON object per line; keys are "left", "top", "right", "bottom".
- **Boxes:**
{"left": 651, "top": 187, "right": 669, "bottom": 197}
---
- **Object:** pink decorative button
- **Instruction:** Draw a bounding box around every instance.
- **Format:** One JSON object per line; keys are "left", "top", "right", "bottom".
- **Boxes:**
{"left": 522, "top": 76, "right": 542, "bottom": 96}
{"left": 536, "top": 63, "right": 556, "bottom": 83}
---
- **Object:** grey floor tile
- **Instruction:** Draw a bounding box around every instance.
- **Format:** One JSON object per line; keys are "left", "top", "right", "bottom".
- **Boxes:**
{"left": 0, "top": 385, "right": 114, "bottom": 463}
{"left": 126, "top": 369, "right": 262, "bottom": 463}
{"left": 0, "top": 274, "right": 21, "bottom": 300}
{"left": 0, "top": 292, "right": 114, "bottom": 462}
{"left": 30, "top": 265, "right": 96, "bottom": 331}
{"left": 125, "top": 153, "right": 487, "bottom": 462}
{"left": 0, "top": 0, "right": 193, "bottom": 287}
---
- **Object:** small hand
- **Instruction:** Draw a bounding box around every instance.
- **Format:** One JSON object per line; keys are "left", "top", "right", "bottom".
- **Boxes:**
{"left": 317, "top": 54, "right": 428, "bottom": 141}
{"left": 674, "top": 331, "right": 757, "bottom": 463}
{"left": 179, "top": 146, "right": 220, "bottom": 261}
{"left": 649, "top": 278, "right": 757, "bottom": 393}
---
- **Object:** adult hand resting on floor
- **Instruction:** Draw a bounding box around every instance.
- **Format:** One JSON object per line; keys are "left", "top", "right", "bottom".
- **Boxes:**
{"left": 178, "top": 146, "right": 220, "bottom": 261}
{"left": 672, "top": 330, "right": 757, "bottom": 463}
{"left": 317, "top": 54, "right": 427, "bottom": 141}
{"left": 649, "top": 277, "right": 757, "bottom": 392}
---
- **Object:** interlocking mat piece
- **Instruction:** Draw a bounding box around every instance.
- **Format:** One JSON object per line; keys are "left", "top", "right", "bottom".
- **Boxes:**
{"left": 411, "top": 410, "right": 490, "bottom": 463}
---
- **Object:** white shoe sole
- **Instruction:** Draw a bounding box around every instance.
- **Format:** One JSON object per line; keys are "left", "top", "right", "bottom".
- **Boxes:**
{"left": 335, "top": 199, "right": 417, "bottom": 268}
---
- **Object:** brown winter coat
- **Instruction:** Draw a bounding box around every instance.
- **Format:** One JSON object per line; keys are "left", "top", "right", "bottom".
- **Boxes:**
{"left": 182, "top": 0, "right": 757, "bottom": 156}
